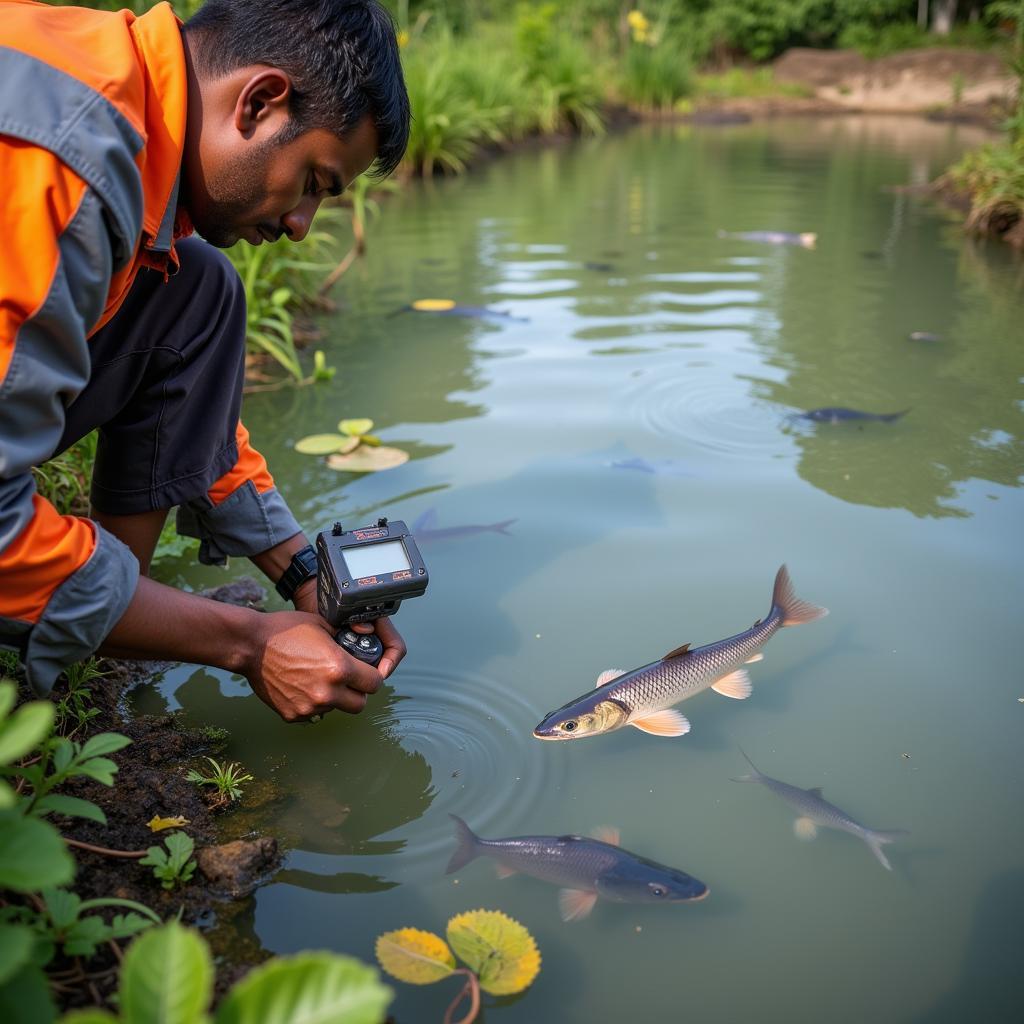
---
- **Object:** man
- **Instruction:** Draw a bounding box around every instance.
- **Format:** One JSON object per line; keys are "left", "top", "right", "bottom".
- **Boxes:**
{"left": 0, "top": 0, "right": 411, "bottom": 721}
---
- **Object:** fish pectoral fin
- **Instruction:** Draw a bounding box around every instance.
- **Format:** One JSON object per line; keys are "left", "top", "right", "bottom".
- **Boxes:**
{"left": 590, "top": 826, "right": 621, "bottom": 847}
{"left": 495, "top": 864, "right": 518, "bottom": 879}
{"left": 596, "top": 669, "right": 627, "bottom": 688}
{"left": 558, "top": 888, "right": 598, "bottom": 922}
{"left": 794, "top": 817, "right": 818, "bottom": 841}
{"left": 745, "top": 653, "right": 764, "bottom": 663}
{"left": 806, "top": 787, "right": 824, "bottom": 799}
{"left": 711, "top": 669, "right": 753, "bottom": 700}
{"left": 662, "top": 643, "right": 691, "bottom": 660}
{"left": 630, "top": 709, "right": 691, "bottom": 737}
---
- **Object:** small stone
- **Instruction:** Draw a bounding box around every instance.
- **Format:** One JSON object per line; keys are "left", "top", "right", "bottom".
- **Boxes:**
{"left": 196, "top": 838, "right": 280, "bottom": 898}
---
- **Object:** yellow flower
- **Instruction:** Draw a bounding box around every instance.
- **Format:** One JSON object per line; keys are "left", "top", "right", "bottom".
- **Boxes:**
{"left": 397, "top": 29, "right": 409, "bottom": 48}
{"left": 627, "top": 10, "right": 648, "bottom": 31}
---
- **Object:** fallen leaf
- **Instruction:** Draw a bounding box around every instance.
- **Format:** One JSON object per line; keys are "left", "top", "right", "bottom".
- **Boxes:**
{"left": 326, "top": 445, "right": 409, "bottom": 473}
{"left": 446, "top": 909, "right": 540, "bottom": 996}
{"left": 147, "top": 815, "right": 190, "bottom": 832}
{"left": 375, "top": 928, "right": 455, "bottom": 985}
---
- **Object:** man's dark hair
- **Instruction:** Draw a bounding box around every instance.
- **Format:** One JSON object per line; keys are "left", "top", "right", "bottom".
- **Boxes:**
{"left": 184, "top": 0, "right": 409, "bottom": 177}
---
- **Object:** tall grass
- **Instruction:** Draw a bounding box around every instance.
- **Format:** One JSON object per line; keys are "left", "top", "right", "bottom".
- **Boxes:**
{"left": 621, "top": 42, "right": 694, "bottom": 113}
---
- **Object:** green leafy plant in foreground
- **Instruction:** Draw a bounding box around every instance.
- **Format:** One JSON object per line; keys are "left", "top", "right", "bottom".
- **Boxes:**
{"left": 185, "top": 756, "right": 253, "bottom": 806}
{"left": 53, "top": 660, "right": 106, "bottom": 740}
{"left": 139, "top": 832, "right": 197, "bottom": 891}
{"left": 56, "top": 921, "right": 393, "bottom": 1024}
{"left": 376, "top": 909, "right": 541, "bottom": 1024}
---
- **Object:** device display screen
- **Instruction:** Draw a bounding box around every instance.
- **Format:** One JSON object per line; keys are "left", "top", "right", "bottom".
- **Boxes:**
{"left": 341, "top": 540, "right": 411, "bottom": 579}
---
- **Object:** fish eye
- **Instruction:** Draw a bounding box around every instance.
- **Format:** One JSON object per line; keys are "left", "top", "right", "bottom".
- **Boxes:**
{"left": 649, "top": 884, "right": 666, "bottom": 897}
{"left": 562, "top": 721, "right": 577, "bottom": 732}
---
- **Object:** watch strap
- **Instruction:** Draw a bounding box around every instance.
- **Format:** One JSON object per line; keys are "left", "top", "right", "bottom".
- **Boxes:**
{"left": 275, "top": 544, "right": 318, "bottom": 602}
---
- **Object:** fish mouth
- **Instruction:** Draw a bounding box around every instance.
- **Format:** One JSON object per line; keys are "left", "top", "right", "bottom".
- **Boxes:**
{"left": 688, "top": 886, "right": 710, "bottom": 902}
{"left": 532, "top": 727, "right": 566, "bottom": 741}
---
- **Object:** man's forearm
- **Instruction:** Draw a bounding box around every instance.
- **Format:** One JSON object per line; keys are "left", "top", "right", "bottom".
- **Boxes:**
{"left": 98, "top": 575, "right": 260, "bottom": 674}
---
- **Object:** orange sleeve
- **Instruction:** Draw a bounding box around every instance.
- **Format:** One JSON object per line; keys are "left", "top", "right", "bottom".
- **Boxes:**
{"left": 207, "top": 421, "right": 276, "bottom": 505}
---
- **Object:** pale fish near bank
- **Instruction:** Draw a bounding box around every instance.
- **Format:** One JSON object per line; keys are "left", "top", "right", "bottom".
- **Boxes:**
{"left": 446, "top": 814, "right": 708, "bottom": 922}
{"left": 533, "top": 565, "right": 826, "bottom": 740}
{"left": 732, "top": 750, "right": 908, "bottom": 871}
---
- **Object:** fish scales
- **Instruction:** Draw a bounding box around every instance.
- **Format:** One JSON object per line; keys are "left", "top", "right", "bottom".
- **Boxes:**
{"left": 479, "top": 835, "right": 622, "bottom": 888}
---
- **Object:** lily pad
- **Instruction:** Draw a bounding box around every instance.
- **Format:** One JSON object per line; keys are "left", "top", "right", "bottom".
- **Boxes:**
{"left": 338, "top": 418, "right": 374, "bottom": 437}
{"left": 411, "top": 298, "right": 456, "bottom": 312}
{"left": 446, "top": 909, "right": 540, "bottom": 996}
{"left": 294, "top": 434, "right": 349, "bottom": 456}
{"left": 375, "top": 928, "right": 455, "bottom": 985}
{"left": 326, "top": 445, "right": 409, "bottom": 473}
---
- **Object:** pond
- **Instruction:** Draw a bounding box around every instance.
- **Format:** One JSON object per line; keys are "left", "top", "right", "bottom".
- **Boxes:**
{"left": 143, "top": 117, "right": 1024, "bottom": 1023}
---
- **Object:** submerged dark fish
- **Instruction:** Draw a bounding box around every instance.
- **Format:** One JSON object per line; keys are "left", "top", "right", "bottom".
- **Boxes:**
{"left": 534, "top": 566, "right": 827, "bottom": 741}
{"left": 718, "top": 229, "right": 817, "bottom": 249}
{"left": 732, "top": 750, "right": 908, "bottom": 870}
{"left": 583, "top": 261, "right": 616, "bottom": 273}
{"left": 797, "top": 407, "right": 909, "bottom": 424}
{"left": 411, "top": 508, "right": 516, "bottom": 542}
{"left": 609, "top": 456, "right": 696, "bottom": 478}
{"left": 447, "top": 815, "right": 708, "bottom": 921}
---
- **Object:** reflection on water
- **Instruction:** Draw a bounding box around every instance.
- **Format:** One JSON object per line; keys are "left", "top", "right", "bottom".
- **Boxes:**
{"left": 149, "top": 116, "right": 1024, "bottom": 1022}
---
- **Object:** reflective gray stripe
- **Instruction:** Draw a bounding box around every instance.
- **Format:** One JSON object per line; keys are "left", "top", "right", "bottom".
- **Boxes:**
{"left": 152, "top": 169, "right": 181, "bottom": 253}
{"left": 18, "top": 526, "right": 139, "bottom": 696}
{"left": 0, "top": 46, "right": 144, "bottom": 269}
{"left": 0, "top": 187, "right": 114, "bottom": 556}
{"left": 176, "top": 484, "right": 303, "bottom": 566}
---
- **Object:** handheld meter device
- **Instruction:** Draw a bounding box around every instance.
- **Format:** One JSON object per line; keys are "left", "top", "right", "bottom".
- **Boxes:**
{"left": 316, "top": 518, "right": 428, "bottom": 666}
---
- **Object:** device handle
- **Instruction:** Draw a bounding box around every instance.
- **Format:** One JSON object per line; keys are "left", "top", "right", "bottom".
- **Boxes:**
{"left": 335, "top": 627, "right": 383, "bottom": 667}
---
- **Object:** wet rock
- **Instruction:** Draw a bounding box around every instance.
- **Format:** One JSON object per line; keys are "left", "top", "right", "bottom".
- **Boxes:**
{"left": 200, "top": 576, "right": 267, "bottom": 609}
{"left": 197, "top": 838, "right": 281, "bottom": 898}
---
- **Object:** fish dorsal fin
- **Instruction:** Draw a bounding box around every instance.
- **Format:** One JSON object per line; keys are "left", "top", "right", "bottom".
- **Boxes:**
{"left": 630, "top": 709, "right": 691, "bottom": 737}
{"left": 495, "top": 863, "right": 518, "bottom": 879}
{"left": 412, "top": 507, "right": 438, "bottom": 533}
{"left": 711, "top": 669, "right": 752, "bottom": 700}
{"left": 746, "top": 653, "right": 764, "bottom": 663}
{"left": 662, "top": 643, "right": 691, "bottom": 660}
{"left": 806, "top": 787, "right": 823, "bottom": 799}
{"left": 558, "top": 834, "right": 585, "bottom": 843}
{"left": 794, "top": 817, "right": 818, "bottom": 840}
{"left": 559, "top": 888, "right": 598, "bottom": 922}
{"left": 595, "top": 669, "right": 626, "bottom": 688}
{"left": 590, "top": 826, "right": 620, "bottom": 847}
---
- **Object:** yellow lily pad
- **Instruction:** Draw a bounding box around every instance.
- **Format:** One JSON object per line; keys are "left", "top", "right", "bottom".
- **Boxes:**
{"left": 446, "top": 909, "right": 541, "bottom": 996}
{"left": 338, "top": 418, "right": 374, "bottom": 437}
{"left": 294, "top": 434, "right": 349, "bottom": 456}
{"left": 411, "top": 298, "right": 456, "bottom": 312}
{"left": 375, "top": 928, "right": 455, "bottom": 985}
{"left": 147, "top": 815, "right": 190, "bottom": 832}
{"left": 326, "top": 445, "right": 409, "bottom": 473}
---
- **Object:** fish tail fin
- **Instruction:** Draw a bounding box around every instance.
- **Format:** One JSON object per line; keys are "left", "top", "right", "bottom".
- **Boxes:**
{"left": 881, "top": 409, "right": 910, "bottom": 423}
{"left": 772, "top": 565, "right": 829, "bottom": 626}
{"left": 731, "top": 746, "right": 764, "bottom": 783}
{"left": 864, "top": 829, "right": 908, "bottom": 871}
{"left": 446, "top": 814, "right": 481, "bottom": 874}
{"left": 494, "top": 519, "right": 518, "bottom": 535}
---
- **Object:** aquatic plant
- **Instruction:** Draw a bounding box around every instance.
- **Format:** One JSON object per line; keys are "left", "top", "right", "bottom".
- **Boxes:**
{"left": 295, "top": 419, "right": 411, "bottom": 473}
{"left": 53, "top": 658, "right": 106, "bottom": 740}
{"left": 139, "top": 831, "right": 197, "bottom": 891}
{"left": 185, "top": 756, "right": 253, "bottom": 806}
{"left": 376, "top": 909, "right": 540, "bottom": 1024}
{"left": 54, "top": 921, "right": 393, "bottom": 1024}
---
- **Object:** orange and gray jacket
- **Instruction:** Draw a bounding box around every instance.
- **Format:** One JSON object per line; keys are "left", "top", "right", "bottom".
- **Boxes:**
{"left": 0, "top": 1, "right": 301, "bottom": 693}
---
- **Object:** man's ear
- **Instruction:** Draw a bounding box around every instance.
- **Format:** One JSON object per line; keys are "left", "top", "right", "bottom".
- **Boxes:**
{"left": 234, "top": 68, "right": 292, "bottom": 137}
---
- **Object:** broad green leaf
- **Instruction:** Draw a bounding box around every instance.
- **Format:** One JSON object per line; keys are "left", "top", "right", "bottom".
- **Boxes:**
{"left": 325, "top": 446, "right": 409, "bottom": 474}
{"left": 43, "top": 889, "right": 81, "bottom": 929}
{"left": 120, "top": 922, "right": 212, "bottom": 1024}
{"left": 78, "top": 733, "right": 132, "bottom": 760}
{"left": 375, "top": 928, "right": 455, "bottom": 985}
{"left": 74, "top": 756, "right": 118, "bottom": 786}
{"left": 0, "top": 681, "right": 15, "bottom": 720}
{"left": 216, "top": 952, "right": 392, "bottom": 1024}
{"left": 59, "top": 1012, "right": 119, "bottom": 1023}
{"left": 0, "top": 780, "right": 15, "bottom": 809}
{"left": 338, "top": 418, "right": 374, "bottom": 436}
{"left": 34, "top": 795, "right": 107, "bottom": 825}
{"left": 51, "top": 738, "right": 73, "bottom": 775}
{"left": 270, "top": 287, "right": 292, "bottom": 307}
{"left": 64, "top": 916, "right": 110, "bottom": 957}
{"left": 446, "top": 909, "right": 541, "bottom": 996}
{"left": 0, "top": 963, "right": 56, "bottom": 1024}
{"left": 294, "top": 434, "right": 349, "bottom": 456}
{"left": 0, "top": 922, "right": 34, "bottom": 986}
{"left": 0, "top": 813, "right": 74, "bottom": 892}
{"left": 0, "top": 702, "right": 54, "bottom": 764}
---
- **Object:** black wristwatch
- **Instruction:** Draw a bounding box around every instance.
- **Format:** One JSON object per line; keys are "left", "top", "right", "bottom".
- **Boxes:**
{"left": 275, "top": 544, "right": 318, "bottom": 602}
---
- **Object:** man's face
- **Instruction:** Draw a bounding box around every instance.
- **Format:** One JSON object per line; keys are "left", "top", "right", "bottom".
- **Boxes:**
{"left": 188, "top": 114, "right": 379, "bottom": 249}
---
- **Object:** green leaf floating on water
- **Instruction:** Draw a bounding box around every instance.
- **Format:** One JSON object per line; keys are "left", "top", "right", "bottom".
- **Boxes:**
{"left": 294, "top": 434, "right": 351, "bottom": 456}
{"left": 326, "top": 446, "right": 409, "bottom": 473}
{"left": 375, "top": 928, "right": 456, "bottom": 985}
{"left": 446, "top": 909, "right": 541, "bottom": 996}
{"left": 216, "top": 952, "right": 393, "bottom": 1024}
{"left": 338, "top": 418, "right": 374, "bottom": 437}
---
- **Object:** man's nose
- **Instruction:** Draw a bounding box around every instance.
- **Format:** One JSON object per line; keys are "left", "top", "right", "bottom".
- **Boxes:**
{"left": 281, "top": 196, "right": 320, "bottom": 242}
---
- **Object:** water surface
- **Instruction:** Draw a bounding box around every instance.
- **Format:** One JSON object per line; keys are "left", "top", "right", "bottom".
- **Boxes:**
{"left": 145, "top": 117, "right": 1024, "bottom": 1023}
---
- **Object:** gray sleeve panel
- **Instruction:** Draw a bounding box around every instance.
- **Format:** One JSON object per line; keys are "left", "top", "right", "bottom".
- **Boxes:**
{"left": 0, "top": 47, "right": 144, "bottom": 269}
{"left": 0, "top": 187, "right": 114, "bottom": 547}
{"left": 176, "top": 484, "right": 303, "bottom": 567}
{"left": 21, "top": 525, "right": 139, "bottom": 697}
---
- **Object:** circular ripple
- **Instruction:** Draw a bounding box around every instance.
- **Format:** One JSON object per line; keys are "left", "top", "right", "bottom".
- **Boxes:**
{"left": 362, "top": 666, "right": 568, "bottom": 877}
{"left": 623, "top": 352, "right": 788, "bottom": 460}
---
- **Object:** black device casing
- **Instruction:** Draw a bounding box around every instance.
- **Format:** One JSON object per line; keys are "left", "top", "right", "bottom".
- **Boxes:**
{"left": 316, "top": 519, "right": 428, "bottom": 628}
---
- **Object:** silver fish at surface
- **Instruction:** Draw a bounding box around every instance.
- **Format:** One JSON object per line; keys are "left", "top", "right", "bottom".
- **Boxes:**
{"left": 446, "top": 815, "right": 708, "bottom": 921}
{"left": 718, "top": 229, "right": 817, "bottom": 249}
{"left": 533, "top": 565, "right": 827, "bottom": 740}
{"left": 797, "top": 407, "right": 908, "bottom": 424}
{"left": 732, "top": 750, "right": 907, "bottom": 870}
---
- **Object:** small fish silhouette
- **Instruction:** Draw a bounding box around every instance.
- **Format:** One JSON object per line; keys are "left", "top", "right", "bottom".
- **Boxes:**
{"left": 411, "top": 508, "right": 517, "bottom": 543}
{"left": 796, "top": 407, "right": 909, "bottom": 424}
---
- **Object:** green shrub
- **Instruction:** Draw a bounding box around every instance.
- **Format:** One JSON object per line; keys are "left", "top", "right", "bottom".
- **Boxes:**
{"left": 622, "top": 40, "right": 694, "bottom": 113}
